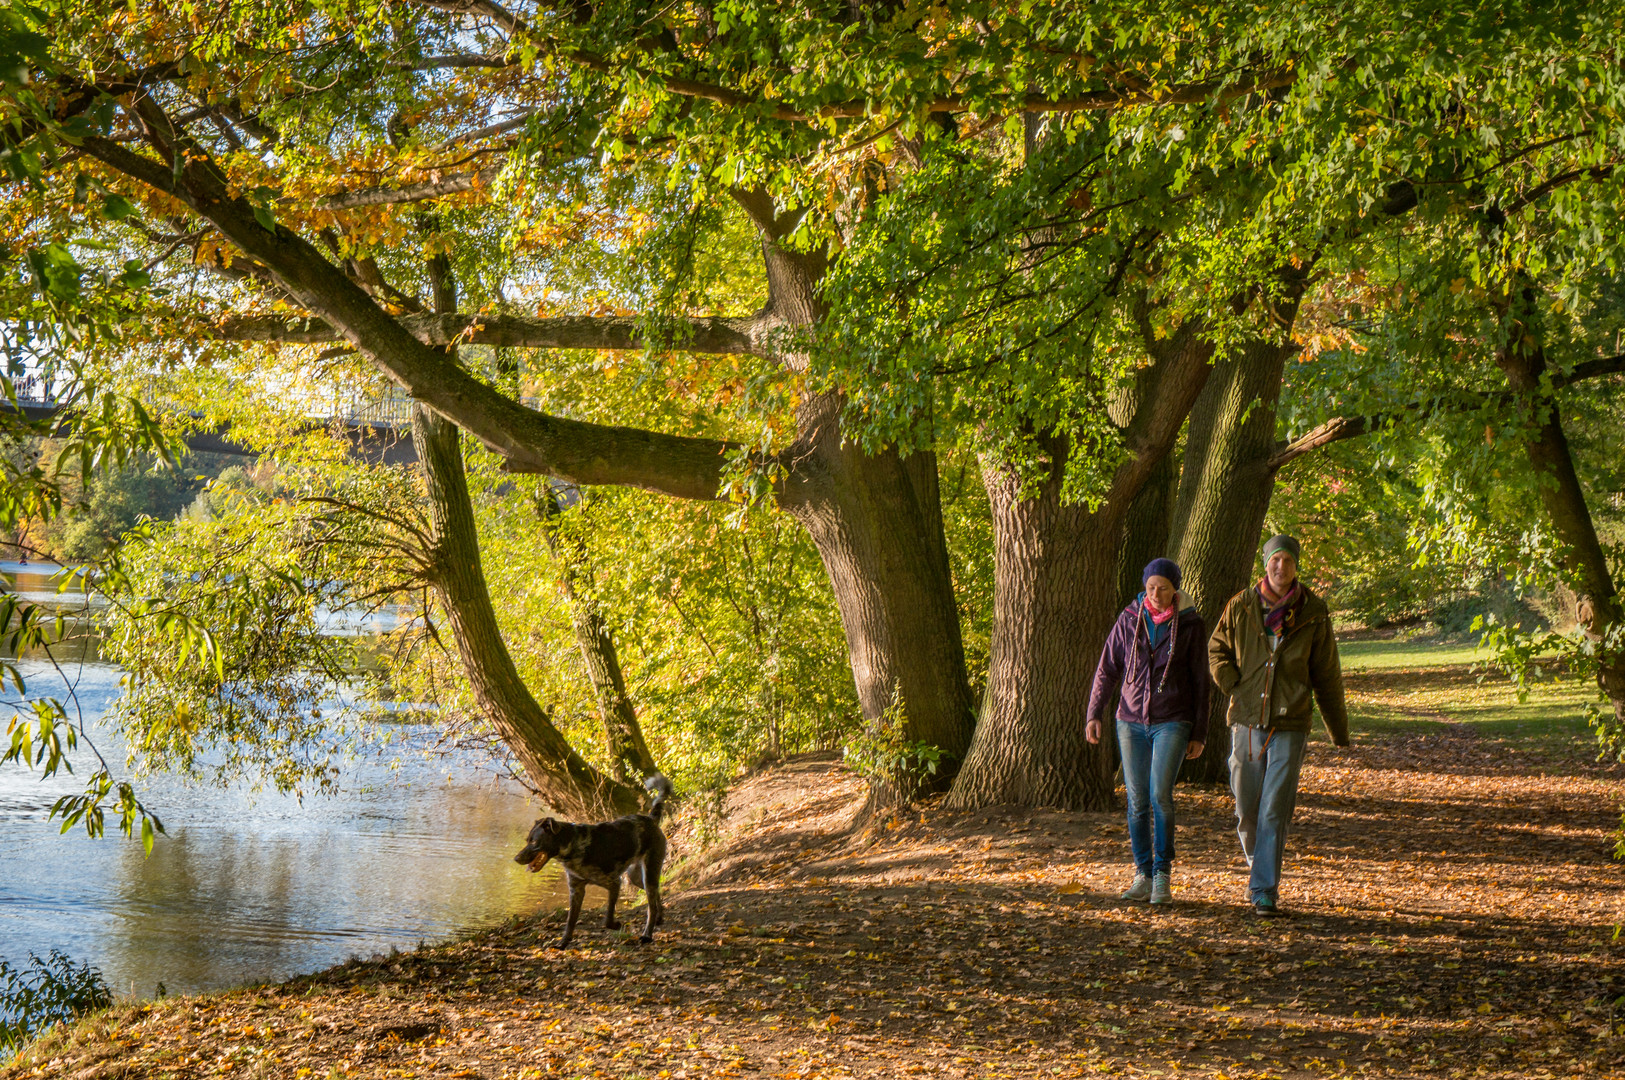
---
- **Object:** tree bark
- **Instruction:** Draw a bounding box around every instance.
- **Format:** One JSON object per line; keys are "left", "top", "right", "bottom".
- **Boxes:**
{"left": 1495, "top": 293, "right": 1625, "bottom": 726}
{"left": 785, "top": 399, "right": 976, "bottom": 798}
{"left": 947, "top": 316, "right": 1216, "bottom": 810}
{"left": 415, "top": 406, "right": 643, "bottom": 817}
{"left": 537, "top": 485, "right": 660, "bottom": 784}
{"left": 415, "top": 254, "right": 640, "bottom": 817}
{"left": 1115, "top": 449, "right": 1179, "bottom": 608}
{"left": 732, "top": 190, "right": 975, "bottom": 799}
{"left": 215, "top": 310, "right": 770, "bottom": 355}
{"left": 1168, "top": 337, "right": 1294, "bottom": 782}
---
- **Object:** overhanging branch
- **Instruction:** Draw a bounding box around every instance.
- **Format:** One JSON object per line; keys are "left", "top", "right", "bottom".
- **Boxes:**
{"left": 71, "top": 123, "right": 768, "bottom": 503}
{"left": 314, "top": 163, "right": 504, "bottom": 209}
{"left": 1268, "top": 352, "right": 1625, "bottom": 471}
{"left": 403, "top": 1, "right": 1294, "bottom": 125}
{"left": 570, "top": 58, "right": 1296, "bottom": 124}
{"left": 213, "top": 311, "right": 771, "bottom": 354}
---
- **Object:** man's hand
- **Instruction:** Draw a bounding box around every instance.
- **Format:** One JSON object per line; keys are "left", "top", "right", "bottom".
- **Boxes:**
{"left": 1184, "top": 739, "right": 1205, "bottom": 760}
{"left": 1085, "top": 719, "right": 1101, "bottom": 744}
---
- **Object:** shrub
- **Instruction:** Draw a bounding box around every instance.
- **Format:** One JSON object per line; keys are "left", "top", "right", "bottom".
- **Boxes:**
{"left": 0, "top": 951, "right": 112, "bottom": 1055}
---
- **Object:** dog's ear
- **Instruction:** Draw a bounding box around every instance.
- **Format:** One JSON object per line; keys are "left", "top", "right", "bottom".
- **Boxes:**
{"left": 542, "top": 818, "right": 559, "bottom": 834}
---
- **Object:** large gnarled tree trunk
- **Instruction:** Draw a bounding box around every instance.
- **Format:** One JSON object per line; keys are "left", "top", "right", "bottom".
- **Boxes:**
{"left": 947, "top": 315, "right": 1216, "bottom": 809}
{"left": 736, "top": 191, "right": 976, "bottom": 800}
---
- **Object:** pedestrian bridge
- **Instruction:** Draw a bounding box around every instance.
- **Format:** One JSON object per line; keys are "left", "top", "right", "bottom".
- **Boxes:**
{"left": 7, "top": 393, "right": 421, "bottom": 466}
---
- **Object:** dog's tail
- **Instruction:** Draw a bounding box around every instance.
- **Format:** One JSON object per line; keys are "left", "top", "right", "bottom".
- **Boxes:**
{"left": 644, "top": 773, "right": 673, "bottom": 822}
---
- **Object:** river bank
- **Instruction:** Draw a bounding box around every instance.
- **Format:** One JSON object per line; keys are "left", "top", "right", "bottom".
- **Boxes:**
{"left": 6, "top": 654, "right": 1625, "bottom": 1079}
{"left": 0, "top": 561, "right": 566, "bottom": 1000}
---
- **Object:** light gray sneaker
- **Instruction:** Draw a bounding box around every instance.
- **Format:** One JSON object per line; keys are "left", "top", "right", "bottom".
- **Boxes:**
{"left": 1150, "top": 871, "right": 1173, "bottom": 904}
{"left": 1120, "top": 874, "right": 1152, "bottom": 902}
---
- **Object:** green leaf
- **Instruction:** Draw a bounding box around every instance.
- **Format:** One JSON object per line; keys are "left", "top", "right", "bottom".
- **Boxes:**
{"left": 102, "top": 194, "right": 140, "bottom": 221}
{"left": 252, "top": 203, "right": 278, "bottom": 233}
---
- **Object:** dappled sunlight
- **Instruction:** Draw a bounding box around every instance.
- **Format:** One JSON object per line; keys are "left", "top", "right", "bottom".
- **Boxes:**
{"left": 14, "top": 723, "right": 1622, "bottom": 1079}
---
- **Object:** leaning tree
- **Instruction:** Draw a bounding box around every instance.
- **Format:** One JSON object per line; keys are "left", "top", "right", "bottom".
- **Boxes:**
{"left": 11, "top": 0, "right": 1618, "bottom": 819}
{"left": 2, "top": 0, "right": 1310, "bottom": 811}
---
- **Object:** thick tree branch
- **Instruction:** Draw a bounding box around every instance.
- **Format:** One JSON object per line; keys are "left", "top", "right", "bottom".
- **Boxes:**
{"left": 387, "top": 53, "right": 517, "bottom": 71}
{"left": 413, "top": 0, "right": 525, "bottom": 33}
{"left": 1502, "top": 164, "right": 1618, "bottom": 217}
{"left": 313, "top": 163, "right": 504, "bottom": 209}
{"left": 403, "top": 2, "right": 1294, "bottom": 125}
{"left": 1268, "top": 352, "right": 1625, "bottom": 471}
{"left": 582, "top": 59, "right": 1297, "bottom": 124}
{"left": 212, "top": 311, "right": 771, "bottom": 354}
{"left": 72, "top": 129, "right": 755, "bottom": 502}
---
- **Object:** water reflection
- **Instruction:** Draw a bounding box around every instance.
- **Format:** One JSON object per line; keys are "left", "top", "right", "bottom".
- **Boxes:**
{"left": 0, "top": 562, "right": 572, "bottom": 999}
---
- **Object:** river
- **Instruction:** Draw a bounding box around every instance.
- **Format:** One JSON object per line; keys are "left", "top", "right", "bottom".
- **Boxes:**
{"left": 0, "top": 562, "right": 569, "bottom": 1001}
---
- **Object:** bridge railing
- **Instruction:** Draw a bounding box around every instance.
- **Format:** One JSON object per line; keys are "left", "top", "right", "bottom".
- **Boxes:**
{"left": 8, "top": 381, "right": 550, "bottom": 431}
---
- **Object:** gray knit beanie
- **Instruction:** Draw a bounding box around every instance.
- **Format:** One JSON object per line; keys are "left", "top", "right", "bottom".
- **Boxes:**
{"left": 1262, "top": 534, "right": 1301, "bottom": 564}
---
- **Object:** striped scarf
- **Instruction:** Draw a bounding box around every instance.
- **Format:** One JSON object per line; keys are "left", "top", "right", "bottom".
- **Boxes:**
{"left": 1257, "top": 577, "right": 1304, "bottom": 635}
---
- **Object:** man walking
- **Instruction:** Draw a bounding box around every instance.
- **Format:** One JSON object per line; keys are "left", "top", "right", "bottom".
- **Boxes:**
{"left": 1208, "top": 534, "right": 1350, "bottom": 917}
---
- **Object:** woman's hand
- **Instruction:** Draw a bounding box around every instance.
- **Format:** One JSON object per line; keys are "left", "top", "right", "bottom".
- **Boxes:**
{"left": 1085, "top": 719, "right": 1101, "bottom": 744}
{"left": 1184, "top": 739, "right": 1205, "bottom": 760}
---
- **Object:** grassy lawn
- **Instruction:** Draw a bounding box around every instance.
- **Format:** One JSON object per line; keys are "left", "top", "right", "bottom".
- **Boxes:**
{"left": 1337, "top": 636, "right": 1605, "bottom": 764}
{"left": 1338, "top": 637, "right": 1484, "bottom": 671}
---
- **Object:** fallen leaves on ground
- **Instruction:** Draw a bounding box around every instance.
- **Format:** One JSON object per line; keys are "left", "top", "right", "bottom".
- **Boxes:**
{"left": 7, "top": 688, "right": 1625, "bottom": 1079}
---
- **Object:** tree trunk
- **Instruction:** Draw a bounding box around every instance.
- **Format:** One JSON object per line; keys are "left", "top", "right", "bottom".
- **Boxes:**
{"left": 782, "top": 394, "right": 975, "bottom": 799}
{"left": 537, "top": 485, "right": 660, "bottom": 784}
{"left": 1115, "top": 450, "right": 1179, "bottom": 607}
{"left": 1169, "top": 338, "right": 1294, "bottom": 782}
{"left": 414, "top": 255, "right": 640, "bottom": 817}
{"left": 415, "top": 407, "right": 644, "bottom": 817}
{"left": 947, "top": 315, "right": 1216, "bottom": 810}
{"left": 736, "top": 190, "right": 975, "bottom": 801}
{"left": 1495, "top": 294, "right": 1625, "bottom": 726}
{"left": 946, "top": 437, "right": 1133, "bottom": 808}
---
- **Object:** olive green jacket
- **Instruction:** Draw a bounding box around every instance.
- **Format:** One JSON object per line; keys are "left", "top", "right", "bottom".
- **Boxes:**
{"left": 1207, "top": 584, "right": 1350, "bottom": 745}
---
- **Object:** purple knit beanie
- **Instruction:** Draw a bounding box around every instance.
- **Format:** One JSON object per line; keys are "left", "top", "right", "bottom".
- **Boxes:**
{"left": 1142, "top": 557, "right": 1181, "bottom": 590}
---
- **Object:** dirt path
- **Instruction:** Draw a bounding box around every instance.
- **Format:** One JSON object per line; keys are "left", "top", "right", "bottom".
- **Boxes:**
{"left": 7, "top": 736, "right": 1625, "bottom": 1079}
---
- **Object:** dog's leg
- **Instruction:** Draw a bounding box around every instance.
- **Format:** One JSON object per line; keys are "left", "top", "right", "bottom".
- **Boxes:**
{"left": 604, "top": 877, "right": 622, "bottom": 931}
{"left": 558, "top": 879, "right": 586, "bottom": 948}
{"left": 640, "top": 837, "right": 667, "bottom": 943}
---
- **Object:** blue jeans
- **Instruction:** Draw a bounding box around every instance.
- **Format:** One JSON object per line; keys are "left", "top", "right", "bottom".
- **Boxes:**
{"left": 1117, "top": 719, "right": 1192, "bottom": 877}
{"left": 1229, "top": 726, "right": 1309, "bottom": 905}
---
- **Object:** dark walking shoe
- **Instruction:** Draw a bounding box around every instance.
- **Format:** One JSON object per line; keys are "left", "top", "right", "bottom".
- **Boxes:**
{"left": 1252, "top": 896, "right": 1283, "bottom": 918}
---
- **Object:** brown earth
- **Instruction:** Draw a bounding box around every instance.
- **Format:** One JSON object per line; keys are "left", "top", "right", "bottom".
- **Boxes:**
{"left": 6, "top": 722, "right": 1625, "bottom": 1079}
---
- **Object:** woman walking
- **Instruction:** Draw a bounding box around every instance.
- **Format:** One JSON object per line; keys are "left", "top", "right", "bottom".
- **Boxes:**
{"left": 1086, "top": 558, "right": 1210, "bottom": 904}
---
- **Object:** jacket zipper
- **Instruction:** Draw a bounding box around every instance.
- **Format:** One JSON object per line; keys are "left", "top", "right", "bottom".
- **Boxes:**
{"left": 1256, "top": 604, "right": 1320, "bottom": 727}
{"left": 1140, "top": 609, "right": 1175, "bottom": 721}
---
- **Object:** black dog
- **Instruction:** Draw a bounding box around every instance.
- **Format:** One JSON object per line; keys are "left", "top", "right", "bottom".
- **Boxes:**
{"left": 514, "top": 774, "right": 672, "bottom": 947}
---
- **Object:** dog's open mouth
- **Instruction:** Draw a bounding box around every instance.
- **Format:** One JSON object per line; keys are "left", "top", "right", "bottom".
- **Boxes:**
{"left": 526, "top": 853, "right": 551, "bottom": 873}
